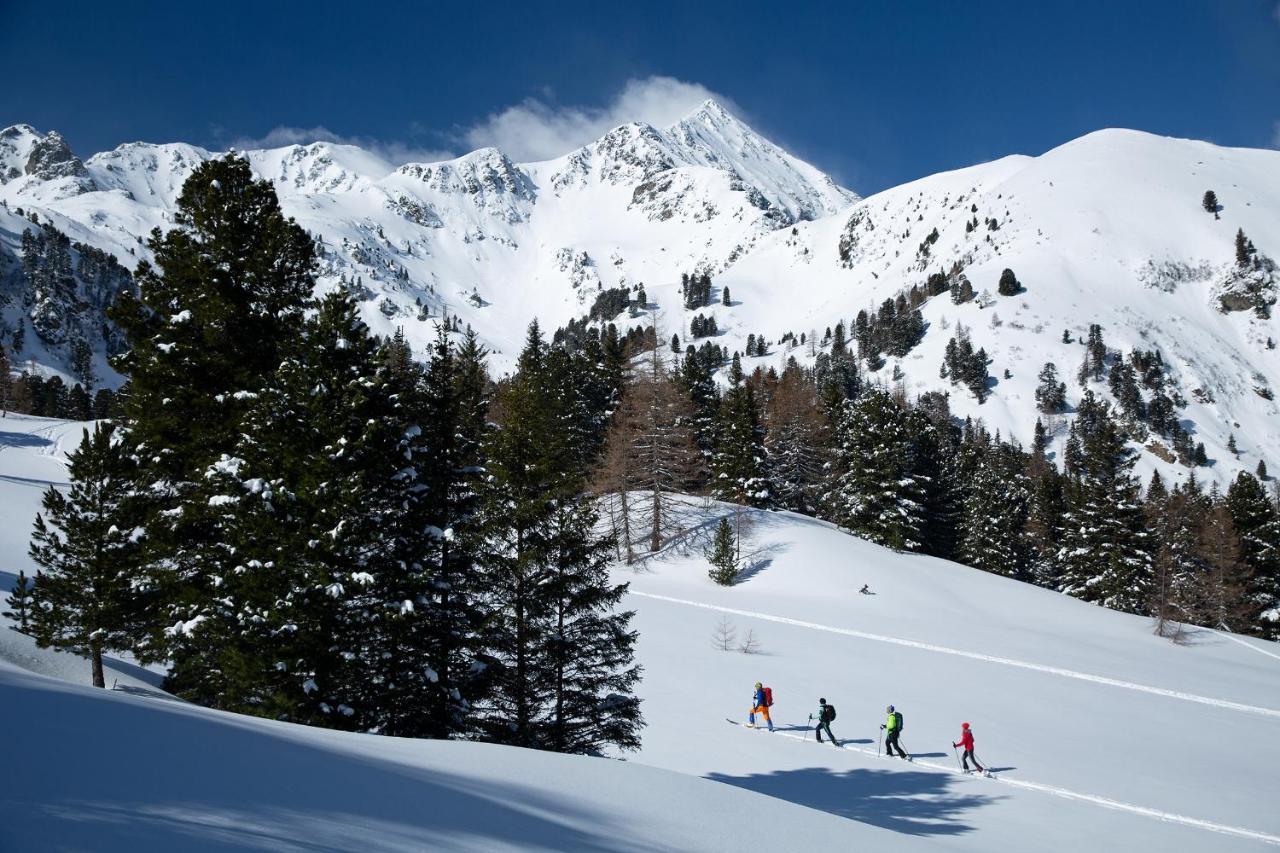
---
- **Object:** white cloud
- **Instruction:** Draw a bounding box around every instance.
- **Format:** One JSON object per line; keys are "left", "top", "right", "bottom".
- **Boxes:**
{"left": 459, "top": 76, "right": 741, "bottom": 162}
{"left": 229, "top": 125, "right": 454, "bottom": 166}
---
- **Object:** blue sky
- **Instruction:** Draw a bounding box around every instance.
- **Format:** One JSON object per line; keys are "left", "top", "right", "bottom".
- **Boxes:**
{"left": 3, "top": 0, "right": 1278, "bottom": 193}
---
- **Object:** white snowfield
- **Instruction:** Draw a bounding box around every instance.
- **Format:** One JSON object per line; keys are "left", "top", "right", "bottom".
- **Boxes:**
{"left": 4, "top": 110, "right": 1278, "bottom": 488}
{"left": 3, "top": 419, "right": 1279, "bottom": 851}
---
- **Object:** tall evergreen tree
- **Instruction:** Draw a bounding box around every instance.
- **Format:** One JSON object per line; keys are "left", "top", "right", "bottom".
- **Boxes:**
{"left": 823, "top": 388, "right": 928, "bottom": 551}
{"left": 163, "top": 292, "right": 407, "bottom": 726}
{"left": 26, "top": 423, "right": 142, "bottom": 687}
{"left": 711, "top": 355, "right": 770, "bottom": 507}
{"left": 764, "top": 364, "right": 830, "bottom": 515}
{"left": 1057, "top": 396, "right": 1152, "bottom": 612}
{"left": 958, "top": 442, "right": 1031, "bottom": 578}
{"left": 478, "top": 322, "right": 642, "bottom": 753}
{"left": 110, "top": 155, "right": 316, "bottom": 662}
{"left": 1225, "top": 472, "right": 1280, "bottom": 639}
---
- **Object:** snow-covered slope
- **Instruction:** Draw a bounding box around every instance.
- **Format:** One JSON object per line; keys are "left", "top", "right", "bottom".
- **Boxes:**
{"left": 2, "top": 118, "right": 1277, "bottom": 483}
{"left": 707, "top": 129, "right": 1280, "bottom": 487}
{"left": 622, "top": 497, "right": 1280, "bottom": 852}
{"left": 3, "top": 419, "right": 1278, "bottom": 851}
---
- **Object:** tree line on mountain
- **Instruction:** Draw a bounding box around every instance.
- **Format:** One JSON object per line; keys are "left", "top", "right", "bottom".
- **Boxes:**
{"left": 5, "top": 156, "right": 642, "bottom": 756}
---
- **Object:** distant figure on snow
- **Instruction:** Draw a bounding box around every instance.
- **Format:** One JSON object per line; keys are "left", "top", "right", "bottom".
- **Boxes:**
{"left": 811, "top": 698, "right": 838, "bottom": 746}
{"left": 748, "top": 681, "right": 774, "bottom": 731}
{"left": 953, "top": 722, "right": 984, "bottom": 772}
{"left": 859, "top": 584, "right": 873, "bottom": 595}
{"left": 881, "top": 704, "right": 908, "bottom": 758}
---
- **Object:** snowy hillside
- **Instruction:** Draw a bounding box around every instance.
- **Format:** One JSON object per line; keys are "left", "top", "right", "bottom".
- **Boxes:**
{"left": 3, "top": 417, "right": 1278, "bottom": 851}
{"left": 708, "top": 129, "right": 1280, "bottom": 487}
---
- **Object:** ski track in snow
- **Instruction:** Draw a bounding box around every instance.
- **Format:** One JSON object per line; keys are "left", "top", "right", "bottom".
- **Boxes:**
{"left": 1211, "top": 628, "right": 1280, "bottom": 663}
{"left": 631, "top": 591, "right": 1280, "bottom": 719}
{"left": 734, "top": 723, "right": 1280, "bottom": 847}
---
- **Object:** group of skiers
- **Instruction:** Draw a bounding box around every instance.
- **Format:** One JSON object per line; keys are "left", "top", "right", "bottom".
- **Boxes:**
{"left": 746, "top": 683, "right": 986, "bottom": 773}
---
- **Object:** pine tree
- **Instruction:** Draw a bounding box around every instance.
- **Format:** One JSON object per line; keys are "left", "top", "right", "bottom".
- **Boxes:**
{"left": 1235, "top": 228, "right": 1253, "bottom": 268}
{"left": 764, "top": 364, "right": 830, "bottom": 515}
{"left": 1148, "top": 476, "right": 1206, "bottom": 639}
{"left": 0, "top": 346, "right": 12, "bottom": 416}
{"left": 1225, "top": 472, "right": 1280, "bottom": 639}
{"left": 998, "top": 268, "right": 1021, "bottom": 296}
{"left": 958, "top": 443, "right": 1030, "bottom": 577}
{"left": 708, "top": 517, "right": 738, "bottom": 585}
{"left": 1035, "top": 362, "right": 1067, "bottom": 414}
{"left": 408, "top": 322, "right": 493, "bottom": 736}
{"left": 1202, "top": 190, "right": 1219, "bottom": 218}
{"left": 711, "top": 355, "right": 770, "bottom": 507}
{"left": 543, "top": 496, "right": 643, "bottom": 753}
{"left": 163, "top": 291, "right": 408, "bottom": 725}
{"left": 721, "top": 286, "right": 731, "bottom": 306}
{"left": 477, "top": 322, "right": 641, "bottom": 753}
{"left": 26, "top": 423, "right": 142, "bottom": 687}
{"left": 823, "top": 388, "right": 928, "bottom": 551}
{"left": 4, "top": 570, "right": 33, "bottom": 632}
{"left": 1056, "top": 397, "right": 1152, "bottom": 613}
{"left": 109, "top": 155, "right": 316, "bottom": 664}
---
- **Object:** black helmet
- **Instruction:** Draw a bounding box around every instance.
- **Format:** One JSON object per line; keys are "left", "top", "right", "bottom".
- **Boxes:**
{"left": 887, "top": 704, "right": 895, "bottom": 713}
{"left": 819, "top": 697, "right": 826, "bottom": 704}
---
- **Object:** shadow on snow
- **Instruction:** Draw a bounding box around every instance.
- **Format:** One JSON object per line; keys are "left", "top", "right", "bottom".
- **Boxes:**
{"left": 706, "top": 765, "right": 999, "bottom": 837}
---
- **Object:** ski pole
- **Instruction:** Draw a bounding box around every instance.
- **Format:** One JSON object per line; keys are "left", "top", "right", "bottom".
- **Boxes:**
{"left": 953, "top": 745, "right": 962, "bottom": 770}
{"left": 877, "top": 728, "right": 882, "bottom": 757}
{"left": 805, "top": 715, "right": 812, "bottom": 741}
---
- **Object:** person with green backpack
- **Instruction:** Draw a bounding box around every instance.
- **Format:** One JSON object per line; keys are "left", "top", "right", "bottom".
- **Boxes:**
{"left": 881, "top": 704, "right": 909, "bottom": 759}
{"left": 810, "top": 698, "right": 839, "bottom": 746}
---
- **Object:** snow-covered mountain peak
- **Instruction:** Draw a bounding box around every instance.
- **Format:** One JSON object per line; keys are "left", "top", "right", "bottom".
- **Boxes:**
{"left": 662, "top": 100, "right": 857, "bottom": 222}
{"left": 247, "top": 141, "right": 393, "bottom": 194}
{"left": 0, "top": 125, "right": 94, "bottom": 196}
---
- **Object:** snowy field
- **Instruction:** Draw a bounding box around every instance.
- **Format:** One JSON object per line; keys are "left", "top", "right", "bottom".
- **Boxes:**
{"left": 2, "top": 414, "right": 1277, "bottom": 851}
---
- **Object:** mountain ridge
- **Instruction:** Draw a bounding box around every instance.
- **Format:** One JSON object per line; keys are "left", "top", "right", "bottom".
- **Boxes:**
{"left": 1, "top": 109, "right": 1277, "bottom": 487}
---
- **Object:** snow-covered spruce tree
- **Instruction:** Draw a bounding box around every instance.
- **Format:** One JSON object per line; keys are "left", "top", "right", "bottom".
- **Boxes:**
{"left": 1035, "top": 362, "right": 1067, "bottom": 414}
{"left": 109, "top": 154, "right": 315, "bottom": 663}
{"left": 707, "top": 517, "right": 738, "bottom": 585}
{"left": 958, "top": 441, "right": 1031, "bottom": 578}
{"left": 676, "top": 344, "right": 720, "bottom": 479}
{"left": 163, "top": 291, "right": 409, "bottom": 725}
{"left": 1225, "top": 472, "right": 1280, "bottom": 638}
{"left": 711, "top": 354, "right": 770, "bottom": 508}
{"left": 764, "top": 363, "right": 830, "bottom": 515}
{"left": 599, "top": 337, "right": 700, "bottom": 554}
{"left": 407, "top": 321, "right": 493, "bottom": 737}
{"left": 1147, "top": 475, "right": 1207, "bottom": 638}
{"left": 26, "top": 422, "right": 142, "bottom": 687}
{"left": 823, "top": 387, "right": 928, "bottom": 551}
{"left": 1026, "top": 462, "right": 1069, "bottom": 588}
{"left": 477, "top": 322, "right": 642, "bottom": 753}
{"left": 1056, "top": 394, "right": 1152, "bottom": 613}
{"left": 997, "top": 268, "right": 1021, "bottom": 296}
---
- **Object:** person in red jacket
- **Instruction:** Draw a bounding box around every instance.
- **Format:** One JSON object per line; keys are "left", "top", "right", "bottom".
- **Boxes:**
{"left": 953, "top": 722, "right": 984, "bottom": 772}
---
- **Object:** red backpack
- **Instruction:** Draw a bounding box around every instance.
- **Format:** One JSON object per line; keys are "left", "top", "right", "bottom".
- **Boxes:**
{"left": 763, "top": 686, "right": 774, "bottom": 707}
